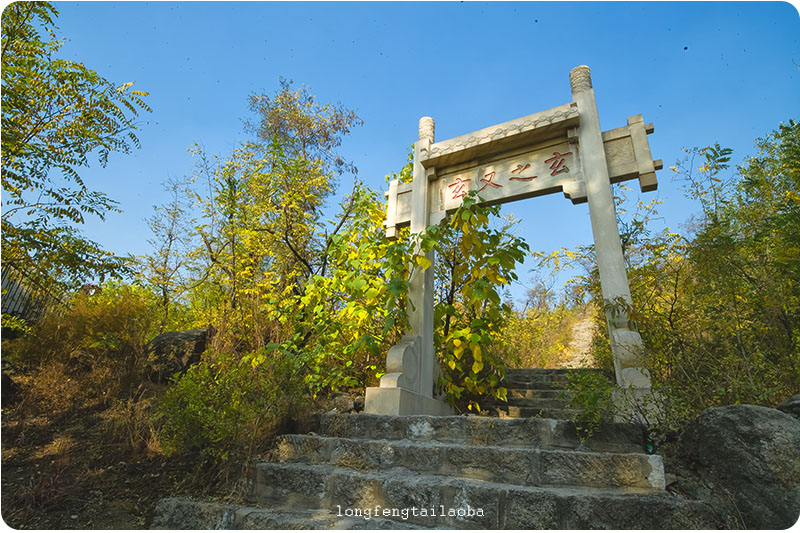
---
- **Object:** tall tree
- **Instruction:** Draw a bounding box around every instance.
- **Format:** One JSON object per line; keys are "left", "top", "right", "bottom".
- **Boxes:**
{"left": 181, "top": 81, "right": 363, "bottom": 349}
{"left": 141, "top": 176, "right": 195, "bottom": 332}
{"left": 1, "top": 2, "right": 150, "bottom": 292}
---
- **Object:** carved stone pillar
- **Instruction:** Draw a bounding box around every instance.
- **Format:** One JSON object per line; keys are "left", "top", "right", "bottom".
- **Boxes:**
{"left": 570, "top": 65, "right": 652, "bottom": 414}
{"left": 364, "top": 117, "right": 453, "bottom": 416}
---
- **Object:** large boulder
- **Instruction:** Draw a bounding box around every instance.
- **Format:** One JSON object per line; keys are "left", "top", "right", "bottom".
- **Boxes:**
{"left": 674, "top": 403, "right": 800, "bottom": 529}
{"left": 144, "top": 327, "right": 214, "bottom": 383}
{"left": 777, "top": 394, "right": 800, "bottom": 419}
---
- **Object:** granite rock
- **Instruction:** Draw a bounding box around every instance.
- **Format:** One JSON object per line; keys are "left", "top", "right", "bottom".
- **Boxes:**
{"left": 675, "top": 404, "right": 800, "bottom": 529}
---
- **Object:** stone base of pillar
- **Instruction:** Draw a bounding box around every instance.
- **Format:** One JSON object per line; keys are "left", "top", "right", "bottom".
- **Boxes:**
{"left": 365, "top": 387, "right": 454, "bottom": 416}
{"left": 612, "top": 386, "right": 660, "bottom": 424}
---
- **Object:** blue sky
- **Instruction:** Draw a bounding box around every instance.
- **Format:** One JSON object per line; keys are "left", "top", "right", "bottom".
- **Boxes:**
{"left": 35, "top": 1, "right": 800, "bottom": 304}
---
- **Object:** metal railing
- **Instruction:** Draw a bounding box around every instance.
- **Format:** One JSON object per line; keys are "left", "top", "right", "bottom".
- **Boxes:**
{"left": 1, "top": 266, "right": 65, "bottom": 323}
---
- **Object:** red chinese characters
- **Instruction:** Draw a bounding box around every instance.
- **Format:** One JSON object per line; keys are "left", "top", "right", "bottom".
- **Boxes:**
{"left": 544, "top": 151, "right": 572, "bottom": 176}
{"left": 448, "top": 176, "right": 471, "bottom": 199}
{"left": 509, "top": 163, "right": 537, "bottom": 182}
{"left": 478, "top": 171, "right": 502, "bottom": 192}
{"left": 447, "top": 150, "right": 572, "bottom": 201}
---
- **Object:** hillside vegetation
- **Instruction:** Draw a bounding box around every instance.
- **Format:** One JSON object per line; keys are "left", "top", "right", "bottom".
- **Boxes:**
{"left": 2, "top": 4, "right": 798, "bottom": 528}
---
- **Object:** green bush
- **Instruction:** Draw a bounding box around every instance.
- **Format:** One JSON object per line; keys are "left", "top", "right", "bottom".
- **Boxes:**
{"left": 158, "top": 348, "right": 308, "bottom": 462}
{"left": 562, "top": 369, "right": 615, "bottom": 439}
{"left": 633, "top": 125, "right": 800, "bottom": 430}
{"left": 1, "top": 313, "right": 32, "bottom": 339}
{"left": 558, "top": 121, "right": 800, "bottom": 445}
{"left": 433, "top": 193, "right": 529, "bottom": 413}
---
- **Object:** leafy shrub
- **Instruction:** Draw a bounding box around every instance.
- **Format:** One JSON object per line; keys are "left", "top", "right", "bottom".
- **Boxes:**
{"left": 562, "top": 369, "right": 615, "bottom": 439}
{"left": 158, "top": 348, "right": 308, "bottom": 462}
{"left": 633, "top": 125, "right": 800, "bottom": 430}
{"left": 433, "top": 193, "right": 529, "bottom": 412}
{"left": 1, "top": 313, "right": 32, "bottom": 339}
{"left": 283, "top": 185, "right": 408, "bottom": 398}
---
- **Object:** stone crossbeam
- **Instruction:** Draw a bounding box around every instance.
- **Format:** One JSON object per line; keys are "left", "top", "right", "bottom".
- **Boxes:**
{"left": 384, "top": 113, "right": 661, "bottom": 238}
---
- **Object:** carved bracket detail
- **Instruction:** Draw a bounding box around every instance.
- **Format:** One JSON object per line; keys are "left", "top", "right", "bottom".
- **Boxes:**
{"left": 379, "top": 334, "right": 421, "bottom": 392}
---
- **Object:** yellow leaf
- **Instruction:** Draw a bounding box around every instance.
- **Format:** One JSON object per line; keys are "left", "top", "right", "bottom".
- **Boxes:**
{"left": 415, "top": 255, "right": 432, "bottom": 269}
{"left": 448, "top": 360, "right": 456, "bottom": 370}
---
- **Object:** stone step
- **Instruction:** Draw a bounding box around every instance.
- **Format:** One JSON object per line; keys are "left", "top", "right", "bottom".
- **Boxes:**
{"left": 493, "top": 397, "right": 570, "bottom": 409}
{"left": 308, "top": 413, "right": 646, "bottom": 454}
{"left": 502, "top": 368, "right": 604, "bottom": 387}
{"left": 152, "top": 497, "right": 434, "bottom": 529}
{"left": 508, "top": 388, "right": 564, "bottom": 399}
{"left": 505, "top": 368, "right": 600, "bottom": 376}
{"left": 502, "top": 378, "right": 570, "bottom": 390}
{"left": 274, "top": 434, "right": 665, "bottom": 490}
{"left": 248, "top": 462, "right": 718, "bottom": 529}
{"left": 490, "top": 405, "right": 581, "bottom": 420}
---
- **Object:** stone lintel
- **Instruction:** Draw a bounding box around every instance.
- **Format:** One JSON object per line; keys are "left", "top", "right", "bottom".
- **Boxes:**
{"left": 420, "top": 102, "right": 580, "bottom": 169}
{"left": 384, "top": 118, "right": 659, "bottom": 234}
{"left": 364, "top": 386, "right": 454, "bottom": 416}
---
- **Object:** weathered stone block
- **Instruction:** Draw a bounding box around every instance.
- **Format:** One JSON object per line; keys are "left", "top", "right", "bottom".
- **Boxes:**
{"left": 503, "top": 488, "right": 562, "bottom": 529}
{"left": 539, "top": 449, "right": 663, "bottom": 489}
{"left": 251, "top": 463, "right": 326, "bottom": 507}
{"left": 565, "top": 492, "right": 718, "bottom": 529}
{"left": 144, "top": 327, "right": 214, "bottom": 383}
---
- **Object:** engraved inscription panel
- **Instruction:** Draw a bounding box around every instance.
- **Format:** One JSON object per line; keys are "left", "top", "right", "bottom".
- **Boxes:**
{"left": 430, "top": 141, "right": 580, "bottom": 214}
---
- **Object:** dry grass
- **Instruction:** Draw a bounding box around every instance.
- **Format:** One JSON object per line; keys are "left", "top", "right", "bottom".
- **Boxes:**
{"left": 1, "top": 374, "right": 226, "bottom": 529}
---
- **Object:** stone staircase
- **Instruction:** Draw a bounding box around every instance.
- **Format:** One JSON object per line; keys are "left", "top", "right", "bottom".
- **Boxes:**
{"left": 488, "top": 368, "right": 594, "bottom": 419}
{"left": 151, "top": 369, "right": 720, "bottom": 529}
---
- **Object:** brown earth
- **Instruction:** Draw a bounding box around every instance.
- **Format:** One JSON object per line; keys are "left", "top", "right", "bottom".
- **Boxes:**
{"left": 1, "top": 399, "right": 234, "bottom": 529}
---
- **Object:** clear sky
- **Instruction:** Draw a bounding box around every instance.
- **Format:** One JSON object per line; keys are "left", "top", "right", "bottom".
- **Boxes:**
{"left": 29, "top": 1, "right": 800, "bottom": 304}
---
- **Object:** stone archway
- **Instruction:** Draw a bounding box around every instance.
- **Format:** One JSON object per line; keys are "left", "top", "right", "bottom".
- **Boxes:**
{"left": 366, "top": 65, "right": 661, "bottom": 416}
